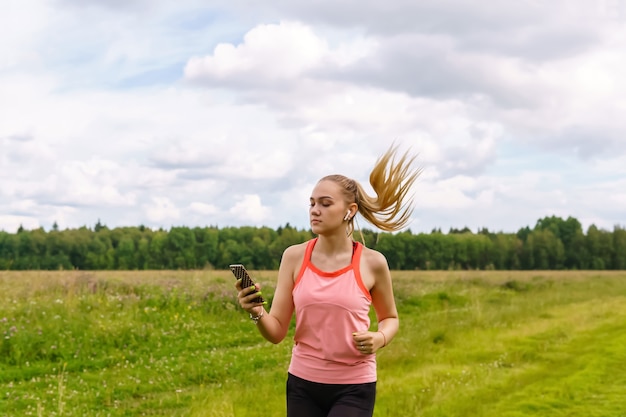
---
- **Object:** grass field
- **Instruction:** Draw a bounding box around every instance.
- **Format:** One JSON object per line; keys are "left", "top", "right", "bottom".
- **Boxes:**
{"left": 1, "top": 270, "right": 626, "bottom": 417}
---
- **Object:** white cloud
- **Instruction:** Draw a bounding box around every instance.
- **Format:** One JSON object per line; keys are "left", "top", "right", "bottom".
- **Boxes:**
{"left": 184, "top": 20, "right": 376, "bottom": 90}
{"left": 229, "top": 194, "right": 271, "bottom": 225}
{"left": 0, "top": 216, "right": 40, "bottom": 233}
{"left": 189, "top": 202, "right": 219, "bottom": 216}
{"left": 185, "top": 21, "right": 326, "bottom": 83}
{"left": 144, "top": 197, "right": 181, "bottom": 224}
{"left": 1, "top": 0, "right": 625, "bottom": 235}
{"left": 0, "top": 0, "right": 51, "bottom": 71}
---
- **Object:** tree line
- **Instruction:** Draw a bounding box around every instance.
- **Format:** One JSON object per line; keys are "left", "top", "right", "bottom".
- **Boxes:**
{"left": 0, "top": 216, "right": 624, "bottom": 271}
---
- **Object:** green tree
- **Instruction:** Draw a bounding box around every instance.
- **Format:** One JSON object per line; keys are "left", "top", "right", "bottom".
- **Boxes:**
{"left": 535, "top": 216, "right": 583, "bottom": 268}
{"left": 218, "top": 239, "right": 247, "bottom": 269}
{"left": 0, "top": 217, "right": 623, "bottom": 272}
{"left": 586, "top": 225, "right": 614, "bottom": 269}
{"left": 493, "top": 234, "right": 522, "bottom": 270}
{"left": 148, "top": 230, "right": 168, "bottom": 269}
{"left": 526, "top": 229, "right": 565, "bottom": 269}
{"left": 376, "top": 232, "right": 409, "bottom": 270}
{"left": 116, "top": 236, "right": 137, "bottom": 269}
{"left": 136, "top": 237, "right": 150, "bottom": 270}
{"left": 613, "top": 226, "right": 626, "bottom": 270}
{"left": 0, "top": 232, "right": 13, "bottom": 269}
{"left": 85, "top": 234, "right": 113, "bottom": 269}
{"left": 405, "top": 234, "right": 431, "bottom": 270}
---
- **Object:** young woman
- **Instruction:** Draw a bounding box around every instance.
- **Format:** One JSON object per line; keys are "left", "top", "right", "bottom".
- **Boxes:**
{"left": 236, "top": 145, "right": 420, "bottom": 417}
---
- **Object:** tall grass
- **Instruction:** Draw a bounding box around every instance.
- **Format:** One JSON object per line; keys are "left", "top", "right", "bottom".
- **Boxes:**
{"left": 1, "top": 270, "right": 625, "bottom": 416}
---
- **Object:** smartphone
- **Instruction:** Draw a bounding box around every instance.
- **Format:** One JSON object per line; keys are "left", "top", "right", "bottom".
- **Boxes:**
{"left": 229, "top": 264, "right": 265, "bottom": 304}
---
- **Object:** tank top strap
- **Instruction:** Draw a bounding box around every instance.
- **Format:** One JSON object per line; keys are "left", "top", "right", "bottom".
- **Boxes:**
{"left": 294, "top": 238, "right": 318, "bottom": 288}
{"left": 352, "top": 240, "right": 362, "bottom": 264}
{"left": 351, "top": 241, "right": 371, "bottom": 301}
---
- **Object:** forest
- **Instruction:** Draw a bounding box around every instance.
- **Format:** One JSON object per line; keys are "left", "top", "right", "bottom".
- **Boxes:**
{"left": 0, "top": 215, "right": 624, "bottom": 271}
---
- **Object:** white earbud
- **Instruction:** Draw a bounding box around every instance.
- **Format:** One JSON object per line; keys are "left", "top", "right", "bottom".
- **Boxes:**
{"left": 344, "top": 210, "right": 351, "bottom": 221}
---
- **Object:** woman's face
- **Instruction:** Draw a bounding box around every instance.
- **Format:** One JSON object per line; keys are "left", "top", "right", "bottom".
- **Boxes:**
{"left": 309, "top": 180, "right": 350, "bottom": 235}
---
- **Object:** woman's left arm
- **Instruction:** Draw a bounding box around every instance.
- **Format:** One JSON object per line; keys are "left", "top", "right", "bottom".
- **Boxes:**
{"left": 365, "top": 249, "right": 399, "bottom": 351}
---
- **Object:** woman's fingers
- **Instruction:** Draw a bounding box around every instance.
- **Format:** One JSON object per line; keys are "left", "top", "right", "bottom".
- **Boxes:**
{"left": 353, "top": 331, "right": 376, "bottom": 353}
{"left": 236, "top": 282, "right": 264, "bottom": 311}
{"left": 244, "top": 287, "right": 263, "bottom": 303}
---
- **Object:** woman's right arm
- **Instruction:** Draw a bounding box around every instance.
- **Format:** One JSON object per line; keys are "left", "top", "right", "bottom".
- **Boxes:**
{"left": 236, "top": 244, "right": 302, "bottom": 344}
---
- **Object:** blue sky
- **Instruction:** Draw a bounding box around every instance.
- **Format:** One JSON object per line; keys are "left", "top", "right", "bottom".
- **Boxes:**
{"left": 1, "top": 0, "right": 625, "bottom": 234}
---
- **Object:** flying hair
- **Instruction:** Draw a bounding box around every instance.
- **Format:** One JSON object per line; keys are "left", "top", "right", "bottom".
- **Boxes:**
{"left": 320, "top": 144, "right": 422, "bottom": 238}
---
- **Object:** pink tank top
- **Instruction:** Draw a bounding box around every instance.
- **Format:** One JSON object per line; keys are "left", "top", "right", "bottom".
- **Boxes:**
{"left": 288, "top": 238, "right": 377, "bottom": 384}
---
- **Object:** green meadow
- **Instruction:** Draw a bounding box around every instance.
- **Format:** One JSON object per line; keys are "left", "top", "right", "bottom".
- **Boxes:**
{"left": 1, "top": 270, "right": 626, "bottom": 417}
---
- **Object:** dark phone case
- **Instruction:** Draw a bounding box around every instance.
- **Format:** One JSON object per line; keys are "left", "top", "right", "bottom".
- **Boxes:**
{"left": 230, "top": 264, "right": 265, "bottom": 303}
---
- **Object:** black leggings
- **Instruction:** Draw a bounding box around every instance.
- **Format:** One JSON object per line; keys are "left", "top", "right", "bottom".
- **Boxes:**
{"left": 286, "top": 373, "right": 376, "bottom": 417}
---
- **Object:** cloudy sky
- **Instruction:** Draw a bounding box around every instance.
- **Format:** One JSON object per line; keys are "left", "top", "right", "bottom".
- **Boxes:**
{"left": 1, "top": 0, "right": 625, "bottom": 235}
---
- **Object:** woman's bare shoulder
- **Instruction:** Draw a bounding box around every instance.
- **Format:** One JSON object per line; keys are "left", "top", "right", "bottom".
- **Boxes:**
{"left": 281, "top": 241, "right": 309, "bottom": 264}
{"left": 360, "top": 245, "right": 389, "bottom": 272}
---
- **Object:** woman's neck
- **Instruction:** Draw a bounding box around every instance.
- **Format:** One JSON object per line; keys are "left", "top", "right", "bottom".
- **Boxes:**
{"left": 314, "top": 234, "right": 353, "bottom": 255}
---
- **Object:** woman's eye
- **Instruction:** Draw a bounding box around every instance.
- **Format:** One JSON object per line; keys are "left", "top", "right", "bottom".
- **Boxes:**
{"left": 309, "top": 201, "right": 331, "bottom": 207}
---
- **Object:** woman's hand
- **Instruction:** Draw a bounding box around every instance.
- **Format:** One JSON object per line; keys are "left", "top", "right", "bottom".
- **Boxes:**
{"left": 235, "top": 279, "right": 265, "bottom": 315}
{"left": 352, "top": 330, "right": 386, "bottom": 354}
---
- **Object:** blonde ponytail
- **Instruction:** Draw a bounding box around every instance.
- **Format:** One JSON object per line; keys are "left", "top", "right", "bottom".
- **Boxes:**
{"left": 358, "top": 145, "right": 421, "bottom": 232}
{"left": 320, "top": 145, "right": 421, "bottom": 235}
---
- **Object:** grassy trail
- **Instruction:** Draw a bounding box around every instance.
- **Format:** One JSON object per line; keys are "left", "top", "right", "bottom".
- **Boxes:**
{"left": 375, "top": 272, "right": 626, "bottom": 417}
{"left": 1, "top": 270, "right": 625, "bottom": 416}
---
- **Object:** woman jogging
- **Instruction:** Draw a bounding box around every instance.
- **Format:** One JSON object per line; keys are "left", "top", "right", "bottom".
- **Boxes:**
{"left": 236, "top": 145, "right": 420, "bottom": 417}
